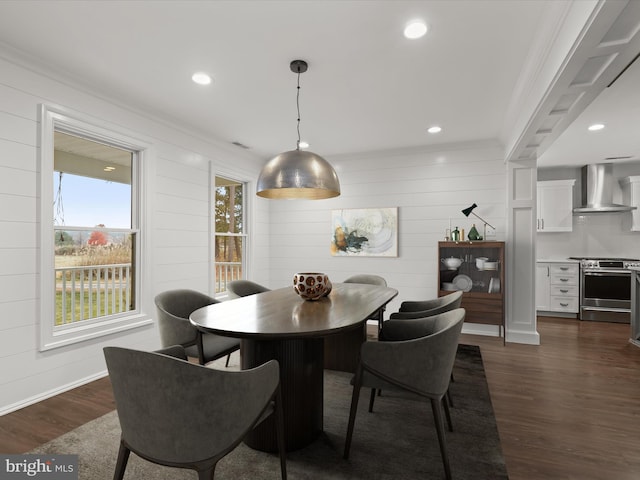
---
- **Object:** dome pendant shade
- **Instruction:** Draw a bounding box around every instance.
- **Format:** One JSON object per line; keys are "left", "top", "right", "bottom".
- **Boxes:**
{"left": 256, "top": 59, "right": 340, "bottom": 200}
{"left": 257, "top": 149, "right": 340, "bottom": 199}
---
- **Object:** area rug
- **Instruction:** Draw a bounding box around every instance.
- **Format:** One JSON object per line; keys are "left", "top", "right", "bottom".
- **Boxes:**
{"left": 31, "top": 344, "right": 507, "bottom": 479}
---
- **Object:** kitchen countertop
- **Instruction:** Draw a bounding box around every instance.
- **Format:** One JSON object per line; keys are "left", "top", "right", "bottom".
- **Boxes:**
{"left": 537, "top": 258, "right": 581, "bottom": 263}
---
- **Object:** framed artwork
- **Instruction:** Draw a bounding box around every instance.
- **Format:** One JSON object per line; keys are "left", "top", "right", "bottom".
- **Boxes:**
{"left": 331, "top": 207, "right": 398, "bottom": 257}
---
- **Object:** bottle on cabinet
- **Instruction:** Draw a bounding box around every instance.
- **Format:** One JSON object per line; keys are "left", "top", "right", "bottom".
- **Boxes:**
{"left": 468, "top": 224, "right": 480, "bottom": 241}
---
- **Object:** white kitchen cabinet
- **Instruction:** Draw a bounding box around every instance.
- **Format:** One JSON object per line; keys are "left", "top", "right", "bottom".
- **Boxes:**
{"left": 631, "top": 269, "right": 640, "bottom": 348}
{"left": 536, "top": 263, "right": 551, "bottom": 311}
{"left": 537, "top": 180, "right": 575, "bottom": 232}
{"left": 536, "top": 262, "right": 579, "bottom": 314}
{"left": 620, "top": 176, "right": 640, "bottom": 231}
{"left": 536, "top": 262, "right": 551, "bottom": 310}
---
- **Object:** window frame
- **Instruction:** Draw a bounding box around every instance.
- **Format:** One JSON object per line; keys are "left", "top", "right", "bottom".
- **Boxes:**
{"left": 39, "top": 104, "right": 152, "bottom": 351}
{"left": 212, "top": 172, "right": 249, "bottom": 297}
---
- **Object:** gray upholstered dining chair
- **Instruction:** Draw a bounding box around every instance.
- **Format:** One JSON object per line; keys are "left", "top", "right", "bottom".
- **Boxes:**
{"left": 227, "top": 280, "right": 270, "bottom": 299}
{"left": 389, "top": 290, "right": 463, "bottom": 320}
{"left": 343, "top": 308, "right": 465, "bottom": 480}
{"left": 344, "top": 274, "right": 388, "bottom": 332}
{"left": 104, "top": 346, "right": 287, "bottom": 480}
{"left": 155, "top": 289, "right": 240, "bottom": 367}
{"left": 388, "top": 290, "right": 463, "bottom": 406}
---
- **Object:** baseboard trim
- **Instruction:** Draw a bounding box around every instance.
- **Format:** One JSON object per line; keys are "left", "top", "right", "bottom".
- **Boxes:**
{"left": 462, "top": 323, "right": 501, "bottom": 337}
{"left": 506, "top": 329, "right": 541, "bottom": 345}
{"left": 0, "top": 370, "right": 108, "bottom": 416}
{"left": 537, "top": 310, "right": 578, "bottom": 319}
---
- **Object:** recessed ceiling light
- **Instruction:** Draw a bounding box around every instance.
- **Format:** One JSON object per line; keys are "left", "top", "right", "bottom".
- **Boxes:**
{"left": 404, "top": 20, "right": 428, "bottom": 39}
{"left": 103, "top": 166, "right": 116, "bottom": 172}
{"left": 298, "top": 141, "right": 309, "bottom": 149}
{"left": 427, "top": 126, "right": 442, "bottom": 134}
{"left": 588, "top": 123, "right": 605, "bottom": 131}
{"left": 192, "top": 72, "right": 212, "bottom": 85}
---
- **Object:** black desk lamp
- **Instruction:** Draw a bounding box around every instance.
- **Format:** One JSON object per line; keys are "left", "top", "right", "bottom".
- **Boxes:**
{"left": 461, "top": 203, "right": 495, "bottom": 241}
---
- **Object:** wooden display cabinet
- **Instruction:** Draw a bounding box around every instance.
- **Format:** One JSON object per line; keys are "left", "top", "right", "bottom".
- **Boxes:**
{"left": 438, "top": 241, "right": 505, "bottom": 337}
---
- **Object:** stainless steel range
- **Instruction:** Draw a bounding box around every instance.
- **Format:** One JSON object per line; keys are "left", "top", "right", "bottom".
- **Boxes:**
{"left": 569, "top": 257, "right": 640, "bottom": 323}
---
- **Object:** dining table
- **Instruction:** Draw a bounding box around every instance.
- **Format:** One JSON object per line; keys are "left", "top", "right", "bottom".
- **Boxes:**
{"left": 189, "top": 282, "right": 398, "bottom": 452}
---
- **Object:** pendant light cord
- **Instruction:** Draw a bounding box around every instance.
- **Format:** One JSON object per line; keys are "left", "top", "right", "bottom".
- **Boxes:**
{"left": 296, "top": 66, "right": 301, "bottom": 150}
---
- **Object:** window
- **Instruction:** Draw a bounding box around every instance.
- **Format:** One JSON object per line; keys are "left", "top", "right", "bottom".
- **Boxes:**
{"left": 214, "top": 176, "right": 246, "bottom": 293}
{"left": 53, "top": 132, "right": 136, "bottom": 324}
{"left": 39, "top": 105, "right": 151, "bottom": 350}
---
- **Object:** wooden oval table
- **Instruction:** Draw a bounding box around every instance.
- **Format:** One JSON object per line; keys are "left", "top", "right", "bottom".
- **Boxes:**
{"left": 190, "top": 282, "right": 398, "bottom": 452}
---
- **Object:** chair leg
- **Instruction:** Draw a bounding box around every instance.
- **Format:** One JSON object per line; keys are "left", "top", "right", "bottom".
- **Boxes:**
{"left": 442, "top": 396, "right": 453, "bottom": 432}
{"left": 368, "top": 387, "right": 377, "bottom": 412}
{"left": 113, "top": 440, "right": 130, "bottom": 480}
{"left": 196, "top": 330, "right": 206, "bottom": 365}
{"left": 430, "top": 397, "right": 452, "bottom": 480}
{"left": 275, "top": 384, "right": 288, "bottom": 480}
{"left": 343, "top": 367, "right": 363, "bottom": 459}
{"left": 446, "top": 387, "right": 454, "bottom": 407}
{"left": 225, "top": 353, "right": 231, "bottom": 368}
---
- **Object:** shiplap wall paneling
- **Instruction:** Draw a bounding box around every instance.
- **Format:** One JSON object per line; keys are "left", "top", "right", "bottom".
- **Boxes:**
{"left": 0, "top": 55, "right": 267, "bottom": 414}
{"left": 266, "top": 142, "right": 507, "bottom": 318}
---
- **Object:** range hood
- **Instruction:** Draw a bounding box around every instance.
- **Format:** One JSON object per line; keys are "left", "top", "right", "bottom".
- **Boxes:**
{"left": 573, "top": 164, "right": 637, "bottom": 214}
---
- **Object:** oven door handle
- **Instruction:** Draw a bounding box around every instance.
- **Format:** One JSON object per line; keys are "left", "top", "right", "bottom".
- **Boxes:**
{"left": 582, "top": 269, "right": 631, "bottom": 276}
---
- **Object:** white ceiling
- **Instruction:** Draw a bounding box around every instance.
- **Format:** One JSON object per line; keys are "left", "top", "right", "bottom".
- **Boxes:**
{"left": 0, "top": 1, "right": 636, "bottom": 167}
{"left": 538, "top": 52, "right": 640, "bottom": 167}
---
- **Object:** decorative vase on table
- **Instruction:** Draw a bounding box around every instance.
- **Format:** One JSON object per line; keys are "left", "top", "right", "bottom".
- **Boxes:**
{"left": 468, "top": 224, "right": 480, "bottom": 241}
{"left": 293, "top": 273, "right": 332, "bottom": 301}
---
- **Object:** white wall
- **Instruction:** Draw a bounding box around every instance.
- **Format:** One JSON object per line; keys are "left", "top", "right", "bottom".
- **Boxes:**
{"left": 537, "top": 162, "right": 640, "bottom": 259}
{"left": 0, "top": 53, "right": 268, "bottom": 414}
{"left": 0, "top": 51, "right": 519, "bottom": 414}
{"left": 267, "top": 141, "right": 508, "bottom": 320}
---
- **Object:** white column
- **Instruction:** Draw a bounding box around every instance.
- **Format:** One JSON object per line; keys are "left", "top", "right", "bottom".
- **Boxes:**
{"left": 506, "top": 159, "right": 540, "bottom": 344}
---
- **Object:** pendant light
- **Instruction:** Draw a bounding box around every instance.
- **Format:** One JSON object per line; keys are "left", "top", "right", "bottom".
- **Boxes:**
{"left": 257, "top": 60, "right": 340, "bottom": 199}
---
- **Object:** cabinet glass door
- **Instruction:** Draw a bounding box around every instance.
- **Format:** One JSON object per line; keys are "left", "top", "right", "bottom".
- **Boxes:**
{"left": 440, "top": 244, "right": 501, "bottom": 294}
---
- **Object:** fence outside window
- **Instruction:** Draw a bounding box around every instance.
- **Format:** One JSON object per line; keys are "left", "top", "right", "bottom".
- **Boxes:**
{"left": 55, "top": 263, "right": 132, "bottom": 325}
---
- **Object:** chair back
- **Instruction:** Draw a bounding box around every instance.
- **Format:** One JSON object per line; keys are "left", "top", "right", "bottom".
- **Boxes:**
{"left": 344, "top": 274, "right": 387, "bottom": 286}
{"left": 104, "top": 346, "right": 280, "bottom": 465}
{"left": 154, "top": 344, "right": 188, "bottom": 360}
{"left": 344, "top": 274, "right": 388, "bottom": 329}
{"left": 433, "top": 290, "right": 463, "bottom": 312}
{"left": 154, "top": 289, "right": 218, "bottom": 347}
{"left": 227, "top": 280, "right": 270, "bottom": 299}
{"left": 391, "top": 290, "right": 463, "bottom": 319}
{"left": 362, "top": 308, "right": 465, "bottom": 397}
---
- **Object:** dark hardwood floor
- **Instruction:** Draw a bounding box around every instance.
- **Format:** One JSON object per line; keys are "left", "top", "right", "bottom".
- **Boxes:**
{"left": 1, "top": 317, "right": 639, "bottom": 479}
{"left": 0, "top": 376, "right": 115, "bottom": 454}
{"left": 461, "top": 317, "right": 640, "bottom": 480}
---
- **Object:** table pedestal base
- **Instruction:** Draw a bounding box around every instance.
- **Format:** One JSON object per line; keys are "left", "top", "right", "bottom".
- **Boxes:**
{"left": 324, "top": 322, "right": 366, "bottom": 372}
{"left": 241, "top": 337, "right": 324, "bottom": 452}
